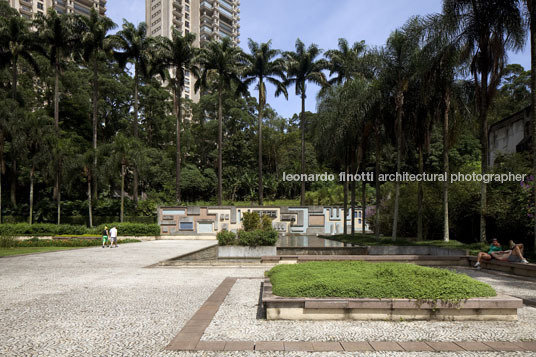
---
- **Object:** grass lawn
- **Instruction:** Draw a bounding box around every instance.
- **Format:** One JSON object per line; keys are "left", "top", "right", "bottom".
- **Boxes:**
{"left": 0, "top": 246, "right": 81, "bottom": 257}
{"left": 266, "top": 261, "right": 496, "bottom": 300}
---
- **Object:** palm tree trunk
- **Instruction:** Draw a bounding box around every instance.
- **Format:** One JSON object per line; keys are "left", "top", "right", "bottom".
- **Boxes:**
{"left": 351, "top": 171, "right": 356, "bottom": 237}
{"left": 175, "top": 86, "right": 183, "bottom": 203}
{"left": 92, "top": 56, "right": 98, "bottom": 202}
{"left": 10, "top": 60, "right": 17, "bottom": 208}
{"left": 57, "top": 181, "right": 61, "bottom": 225}
{"left": 217, "top": 84, "right": 223, "bottom": 206}
{"left": 88, "top": 173, "right": 93, "bottom": 227}
{"left": 12, "top": 57, "right": 17, "bottom": 101}
{"left": 375, "top": 123, "right": 381, "bottom": 240}
{"left": 529, "top": 0, "right": 536, "bottom": 253}
{"left": 54, "top": 59, "right": 60, "bottom": 129}
{"left": 392, "top": 91, "right": 403, "bottom": 241}
{"left": 29, "top": 165, "right": 34, "bottom": 225}
{"left": 417, "top": 144, "right": 424, "bottom": 241}
{"left": 258, "top": 82, "right": 264, "bottom": 206}
{"left": 120, "top": 163, "right": 125, "bottom": 223}
{"left": 0, "top": 134, "right": 4, "bottom": 224}
{"left": 10, "top": 160, "right": 16, "bottom": 207}
{"left": 132, "top": 65, "right": 139, "bottom": 204}
{"left": 300, "top": 93, "right": 306, "bottom": 206}
{"left": 343, "top": 154, "right": 348, "bottom": 235}
{"left": 443, "top": 91, "right": 451, "bottom": 242}
{"left": 479, "top": 68, "right": 489, "bottom": 243}
{"left": 362, "top": 180, "right": 366, "bottom": 235}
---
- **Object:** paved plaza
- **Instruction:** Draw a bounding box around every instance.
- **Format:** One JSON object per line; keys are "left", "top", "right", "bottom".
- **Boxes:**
{"left": 1, "top": 241, "right": 536, "bottom": 356}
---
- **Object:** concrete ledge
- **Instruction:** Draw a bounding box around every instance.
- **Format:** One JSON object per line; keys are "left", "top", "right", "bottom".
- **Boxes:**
{"left": 367, "top": 246, "right": 468, "bottom": 256}
{"left": 261, "top": 255, "right": 468, "bottom": 266}
{"left": 218, "top": 246, "right": 276, "bottom": 258}
{"left": 262, "top": 279, "right": 521, "bottom": 321}
{"left": 467, "top": 256, "right": 536, "bottom": 278}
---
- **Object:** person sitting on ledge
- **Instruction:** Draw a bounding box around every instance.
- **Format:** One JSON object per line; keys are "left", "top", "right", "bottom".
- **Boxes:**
{"left": 474, "top": 238, "right": 529, "bottom": 269}
{"left": 474, "top": 237, "right": 502, "bottom": 269}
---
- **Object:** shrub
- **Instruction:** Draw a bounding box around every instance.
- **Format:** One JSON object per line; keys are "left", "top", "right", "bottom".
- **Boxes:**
{"left": 261, "top": 215, "right": 273, "bottom": 231}
{"left": 217, "top": 230, "right": 236, "bottom": 246}
{"left": 242, "top": 211, "right": 260, "bottom": 231}
{"left": 0, "top": 223, "right": 159, "bottom": 237}
{"left": 15, "top": 238, "right": 141, "bottom": 247}
{"left": 237, "top": 229, "right": 278, "bottom": 247}
{"left": 0, "top": 235, "right": 17, "bottom": 248}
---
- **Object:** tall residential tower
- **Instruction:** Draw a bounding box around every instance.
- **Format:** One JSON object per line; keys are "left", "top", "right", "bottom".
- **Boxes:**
{"left": 6, "top": 0, "right": 106, "bottom": 19}
{"left": 145, "top": 0, "right": 240, "bottom": 102}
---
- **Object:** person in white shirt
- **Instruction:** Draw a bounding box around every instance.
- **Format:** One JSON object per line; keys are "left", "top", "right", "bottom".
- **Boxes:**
{"left": 109, "top": 226, "right": 118, "bottom": 248}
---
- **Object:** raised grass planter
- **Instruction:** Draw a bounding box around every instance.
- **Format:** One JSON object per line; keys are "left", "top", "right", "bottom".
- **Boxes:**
{"left": 262, "top": 261, "right": 520, "bottom": 321}
{"left": 262, "top": 278, "right": 522, "bottom": 321}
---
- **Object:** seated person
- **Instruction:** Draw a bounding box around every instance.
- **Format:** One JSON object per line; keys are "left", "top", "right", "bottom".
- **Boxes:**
{"left": 475, "top": 238, "right": 529, "bottom": 269}
{"left": 474, "top": 238, "right": 502, "bottom": 269}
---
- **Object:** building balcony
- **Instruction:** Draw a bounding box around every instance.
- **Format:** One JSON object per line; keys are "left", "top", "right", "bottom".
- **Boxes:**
{"left": 76, "top": 0, "right": 95, "bottom": 8}
{"left": 19, "top": 6, "right": 33, "bottom": 16}
{"left": 173, "top": 9, "right": 182, "bottom": 18}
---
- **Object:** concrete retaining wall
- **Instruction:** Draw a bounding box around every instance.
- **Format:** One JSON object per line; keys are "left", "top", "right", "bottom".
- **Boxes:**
{"left": 367, "top": 246, "right": 468, "bottom": 256}
{"left": 218, "top": 246, "right": 276, "bottom": 258}
{"left": 277, "top": 247, "right": 368, "bottom": 256}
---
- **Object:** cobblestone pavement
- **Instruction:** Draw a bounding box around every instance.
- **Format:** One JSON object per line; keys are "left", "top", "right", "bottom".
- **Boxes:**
{"left": 0, "top": 241, "right": 265, "bottom": 356}
{"left": 2, "top": 246, "right": 536, "bottom": 357}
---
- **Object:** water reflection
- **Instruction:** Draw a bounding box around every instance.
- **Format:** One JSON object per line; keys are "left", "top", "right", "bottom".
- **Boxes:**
{"left": 277, "top": 235, "right": 344, "bottom": 248}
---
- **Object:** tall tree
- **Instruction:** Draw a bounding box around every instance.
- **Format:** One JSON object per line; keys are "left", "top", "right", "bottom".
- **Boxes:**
{"left": 35, "top": 9, "right": 76, "bottom": 224}
{"left": 79, "top": 9, "right": 116, "bottom": 204}
{"left": 114, "top": 20, "right": 155, "bottom": 204}
{"left": 325, "top": 38, "right": 366, "bottom": 233}
{"left": 381, "top": 23, "right": 420, "bottom": 241}
{"left": 242, "top": 39, "right": 288, "bottom": 205}
{"left": 158, "top": 29, "right": 199, "bottom": 203}
{"left": 285, "top": 39, "right": 328, "bottom": 205}
{"left": 0, "top": 14, "right": 41, "bottom": 208}
{"left": 443, "top": 0, "right": 525, "bottom": 242}
{"left": 195, "top": 37, "right": 248, "bottom": 205}
{"left": 526, "top": 0, "right": 536, "bottom": 253}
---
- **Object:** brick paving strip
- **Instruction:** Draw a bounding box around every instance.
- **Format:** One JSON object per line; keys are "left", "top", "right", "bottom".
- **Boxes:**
{"left": 166, "top": 277, "right": 536, "bottom": 353}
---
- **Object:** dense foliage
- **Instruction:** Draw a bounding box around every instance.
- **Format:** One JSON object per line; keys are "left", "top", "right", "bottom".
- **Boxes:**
{"left": 266, "top": 261, "right": 496, "bottom": 300}
{"left": 0, "top": 223, "right": 159, "bottom": 236}
{"left": 0, "top": 2, "right": 534, "bottom": 252}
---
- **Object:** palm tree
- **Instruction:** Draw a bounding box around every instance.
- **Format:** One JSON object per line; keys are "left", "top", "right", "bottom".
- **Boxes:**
{"left": 35, "top": 9, "right": 77, "bottom": 224}
{"left": 195, "top": 37, "right": 248, "bottom": 205}
{"left": 242, "top": 39, "right": 288, "bottom": 206}
{"left": 79, "top": 9, "right": 116, "bottom": 202}
{"left": 0, "top": 14, "right": 41, "bottom": 208}
{"left": 325, "top": 38, "right": 367, "bottom": 85}
{"left": 284, "top": 39, "right": 329, "bottom": 205}
{"left": 526, "top": 0, "right": 536, "bottom": 253}
{"left": 158, "top": 29, "right": 199, "bottom": 203}
{"left": 324, "top": 38, "right": 367, "bottom": 233}
{"left": 381, "top": 23, "right": 420, "bottom": 241}
{"left": 443, "top": 0, "right": 525, "bottom": 242}
{"left": 114, "top": 21, "right": 155, "bottom": 204}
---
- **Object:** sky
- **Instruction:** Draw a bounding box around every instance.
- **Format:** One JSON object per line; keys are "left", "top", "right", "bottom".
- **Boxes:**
{"left": 106, "top": 0, "right": 531, "bottom": 119}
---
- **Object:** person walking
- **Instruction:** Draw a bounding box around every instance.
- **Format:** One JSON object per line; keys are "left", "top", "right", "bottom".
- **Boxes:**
{"left": 109, "top": 226, "right": 118, "bottom": 248}
{"left": 102, "top": 226, "right": 110, "bottom": 248}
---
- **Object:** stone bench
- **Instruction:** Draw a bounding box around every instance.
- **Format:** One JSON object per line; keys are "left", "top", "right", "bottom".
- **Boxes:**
{"left": 467, "top": 256, "right": 536, "bottom": 278}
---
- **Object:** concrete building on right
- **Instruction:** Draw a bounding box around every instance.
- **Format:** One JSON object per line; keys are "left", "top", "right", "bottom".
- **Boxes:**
{"left": 488, "top": 106, "right": 533, "bottom": 167}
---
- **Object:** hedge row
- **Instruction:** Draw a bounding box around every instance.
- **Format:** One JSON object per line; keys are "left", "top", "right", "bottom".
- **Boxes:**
{"left": 0, "top": 223, "right": 160, "bottom": 236}
{"left": 217, "top": 229, "right": 278, "bottom": 247}
{"left": 0, "top": 236, "right": 141, "bottom": 248}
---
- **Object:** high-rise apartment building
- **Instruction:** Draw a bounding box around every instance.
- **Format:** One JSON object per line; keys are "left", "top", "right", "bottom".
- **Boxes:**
{"left": 146, "top": 0, "right": 240, "bottom": 103}
{"left": 6, "top": 0, "right": 106, "bottom": 19}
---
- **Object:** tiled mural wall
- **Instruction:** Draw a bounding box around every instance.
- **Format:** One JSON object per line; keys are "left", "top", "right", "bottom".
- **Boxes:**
{"left": 158, "top": 206, "right": 370, "bottom": 236}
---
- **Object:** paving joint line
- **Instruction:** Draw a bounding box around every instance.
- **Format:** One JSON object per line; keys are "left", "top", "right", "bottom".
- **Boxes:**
{"left": 165, "top": 276, "right": 536, "bottom": 353}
